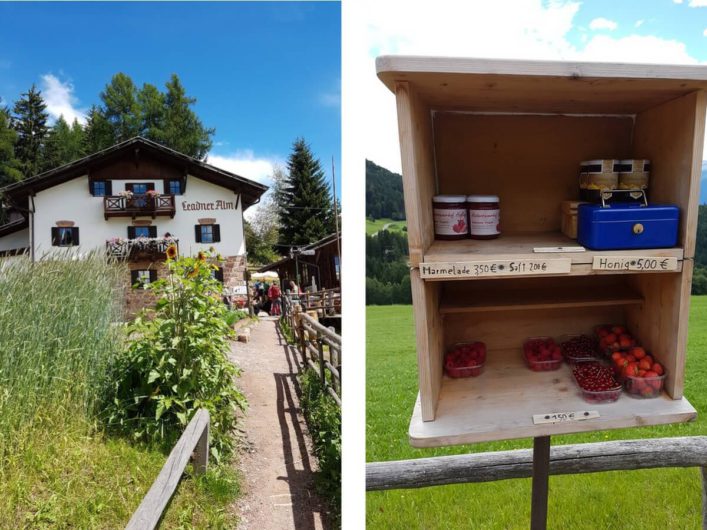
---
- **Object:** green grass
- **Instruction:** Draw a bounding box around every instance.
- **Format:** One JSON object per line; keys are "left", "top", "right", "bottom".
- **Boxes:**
{"left": 366, "top": 217, "right": 407, "bottom": 235}
{"left": 0, "top": 256, "right": 240, "bottom": 528}
{"left": 366, "top": 299, "right": 707, "bottom": 529}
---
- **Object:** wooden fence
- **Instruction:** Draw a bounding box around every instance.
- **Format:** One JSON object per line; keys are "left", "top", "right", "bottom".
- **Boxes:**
{"left": 126, "top": 409, "right": 210, "bottom": 530}
{"left": 298, "top": 287, "right": 341, "bottom": 316}
{"left": 282, "top": 294, "right": 341, "bottom": 406}
{"left": 367, "top": 436, "right": 707, "bottom": 522}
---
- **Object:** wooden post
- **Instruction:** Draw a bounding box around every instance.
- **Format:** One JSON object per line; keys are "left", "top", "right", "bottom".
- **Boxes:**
{"left": 701, "top": 466, "right": 707, "bottom": 529}
{"left": 298, "top": 311, "right": 307, "bottom": 368}
{"left": 194, "top": 418, "right": 209, "bottom": 476}
{"left": 531, "top": 436, "right": 551, "bottom": 530}
{"left": 317, "top": 330, "right": 326, "bottom": 386}
{"left": 245, "top": 268, "right": 253, "bottom": 318}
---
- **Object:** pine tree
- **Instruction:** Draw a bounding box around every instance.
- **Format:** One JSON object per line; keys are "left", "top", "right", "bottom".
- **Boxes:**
{"left": 43, "top": 116, "right": 85, "bottom": 170}
{"left": 278, "top": 138, "right": 335, "bottom": 246}
{"left": 83, "top": 105, "right": 114, "bottom": 154}
{"left": 162, "top": 74, "right": 213, "bottom": 159}
{"left": 0, "top": 108, "right": 23, "bottom": 188}
{"left": 100, "top": 73, "right": 141, "bottom": 142}
{"left": 138, "top": 82, "right": 165, "bottom": 143}
{"left": 12, "top": 85, "right": 49, "bottom": 177}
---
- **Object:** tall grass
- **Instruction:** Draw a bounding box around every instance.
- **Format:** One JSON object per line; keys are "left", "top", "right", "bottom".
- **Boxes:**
{"left": 0, "top": 253, "right": 126, "bottom": 461}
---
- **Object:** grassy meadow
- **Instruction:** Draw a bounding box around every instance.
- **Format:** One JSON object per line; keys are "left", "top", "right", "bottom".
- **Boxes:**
{"left": 0, "top": 256, "right": 239, "bottom": 528}
{"left": 366, "top": 217, "right": 407, "bottom": 235}
{"left": 367, "top": 299, "right": 707, "bottom": 529}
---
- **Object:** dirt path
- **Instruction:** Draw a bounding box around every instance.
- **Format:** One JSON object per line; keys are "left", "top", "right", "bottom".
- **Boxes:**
{"left": 229, "top": 317, "right": 330, "bottom": 530}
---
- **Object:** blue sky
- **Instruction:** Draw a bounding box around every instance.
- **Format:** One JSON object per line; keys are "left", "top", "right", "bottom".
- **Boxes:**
{"left": 0, "top": 1, "right": 341, "bottom": 199}
{"left": 364, "top": 0, "right": 707, "bottom": 175}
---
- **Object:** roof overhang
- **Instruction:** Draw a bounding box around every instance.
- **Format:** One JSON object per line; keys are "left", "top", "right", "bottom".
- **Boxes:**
{"left": 0, "top": 137, "right": 268, "bottom": 209}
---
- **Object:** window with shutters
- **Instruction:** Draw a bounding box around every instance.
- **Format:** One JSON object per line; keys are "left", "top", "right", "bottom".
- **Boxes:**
{"left": 91, "top": 180, "right": 111, "bottom": 197}
{"left": 128, "top": 225, "right": 157, "bottom": 239}
{"left": 51, "top": 227, "right": 79, "bottom": 247}
{"left": 195, "top": 224, "right": 221, "bottom": 243}
{"left": 130, "top": 269, "right": 157, "bottom": 288}
{"left": 167, "top": 179, "right": 182, "bottom": 195}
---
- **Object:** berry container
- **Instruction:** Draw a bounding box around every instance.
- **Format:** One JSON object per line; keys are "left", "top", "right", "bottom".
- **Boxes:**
{"left": 572, "top": 361, "right": 622, "bottom": 403}
{"left": 623, "top": 373, "right": 666, "bottom": 398}
{"left": 444, "top": 341, "right": 486, "bottom": 378}
{"left": 559, "top": 334, "right": 600, "bottom": 364}
{"left": 522, "top": 337, "right": 563, "bottom": 371}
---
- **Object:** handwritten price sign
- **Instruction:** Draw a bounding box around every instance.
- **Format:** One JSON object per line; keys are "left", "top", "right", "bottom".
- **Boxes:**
{"left": 419, "top": 259, "right": 572, "bottom": 279}
{"left": 592, "top": 256, "right": 679, "bottom": 272}
{"left": 532, "top": 410, "right": 600, "bottom": 425}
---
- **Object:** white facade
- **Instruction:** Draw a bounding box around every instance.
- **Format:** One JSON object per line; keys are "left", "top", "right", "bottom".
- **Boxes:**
{"left": 0, "top": 228, "right": 29, "bottom": 252}
{"left": 4, "top": 173, "right": 246, "bottom": 259}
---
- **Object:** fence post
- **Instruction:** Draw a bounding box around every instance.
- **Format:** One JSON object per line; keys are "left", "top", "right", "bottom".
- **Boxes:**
{"left": 298, "top": 311, "right": 307, "bottom": 368}
{"left": 317, "top": 330, "right": 326, "bottom": 387}
{"left": 194, "top": 417, "right": 209, "bottom": 476}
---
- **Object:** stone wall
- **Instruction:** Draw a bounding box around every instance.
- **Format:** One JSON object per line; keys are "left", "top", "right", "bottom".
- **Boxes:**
{"left": 122, "top": 254, "right": 247, "bottom": 319}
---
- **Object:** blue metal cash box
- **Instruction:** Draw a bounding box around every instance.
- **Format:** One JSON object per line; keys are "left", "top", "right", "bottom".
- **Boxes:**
{"left": 577, "top": 202, "right": 679, "bottom": 250}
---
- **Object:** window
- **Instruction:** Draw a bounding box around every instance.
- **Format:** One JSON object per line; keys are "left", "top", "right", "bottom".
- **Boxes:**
{"left": 91, "top": 180, "right": 111, "bottom": 197}
{"left": 130, "top": 269, "right": 157, "bottom": 288}
{"left": 167, "top": 180, "right": 182, "bottom": 195}
{"left": 51, "top": 227, "right": 79, "bottom": 247}
{"left": 126, "top": 183, "right": 155, "bottom": 208}
{"left": 195, "top": 224, "right": 221, "bottom": 243}
{"left": 127, "top": 226, "right": 157, "bottom": 239}
{"left": 211, "top": 267, "right": 224, "bottom": 283}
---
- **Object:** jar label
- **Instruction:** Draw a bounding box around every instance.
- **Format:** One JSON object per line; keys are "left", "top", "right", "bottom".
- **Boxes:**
{"left": 434, "top": 208, "right": 468, "bottom": 236}
{"left": 470, "top": 209, "right": 500, "bottom": 235}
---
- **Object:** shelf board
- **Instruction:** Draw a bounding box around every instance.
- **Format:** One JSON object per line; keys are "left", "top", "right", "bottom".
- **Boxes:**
{"left": 440, "top": 284, "right": 644, "bottom": 314}
{"left": 409, "top": 348, "right": 696, "bottom": 448}
{"left": 422, "top": 232, "right": 683, "bottom": 280}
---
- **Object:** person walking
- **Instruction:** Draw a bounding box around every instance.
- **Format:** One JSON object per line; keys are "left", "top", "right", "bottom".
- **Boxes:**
{"left": 269, "top": 281, "right": 282, "bottom": 316}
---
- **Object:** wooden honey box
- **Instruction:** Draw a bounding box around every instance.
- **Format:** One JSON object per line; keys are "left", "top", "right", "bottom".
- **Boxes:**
{"left": 377, "top": 55, "right": 707, "bottom": 448}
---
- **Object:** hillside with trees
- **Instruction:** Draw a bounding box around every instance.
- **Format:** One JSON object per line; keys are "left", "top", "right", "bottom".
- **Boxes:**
{"left": 366, "top": 159, "right": 405, "bottom": 220}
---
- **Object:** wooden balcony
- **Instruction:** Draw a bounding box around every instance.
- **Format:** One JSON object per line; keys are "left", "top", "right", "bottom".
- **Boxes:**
{"left": 103, "top": 194, "right": 176, "bottom": 220}
{"left": 106, "top": 237, "right": 179, "bottom": 261}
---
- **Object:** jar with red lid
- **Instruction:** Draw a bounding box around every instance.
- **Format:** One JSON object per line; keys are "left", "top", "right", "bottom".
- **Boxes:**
{"left": 467, "top": 195, "right": 500, "bottom": 239}
{"left": 432, "top": 195, "right": 468, "bottom": 240}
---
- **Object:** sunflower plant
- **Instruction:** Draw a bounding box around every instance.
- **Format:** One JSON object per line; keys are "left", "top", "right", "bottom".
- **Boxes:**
{"left": 104, "top": 249, "right": 245, "bottom": 460}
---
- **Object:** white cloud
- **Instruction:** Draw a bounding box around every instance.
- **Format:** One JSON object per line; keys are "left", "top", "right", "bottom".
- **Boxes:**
{"left": 703, "top": 28, "right": 707, "bottom": 36}
{"left": 635, "top": 20, "right": 645, "bottom": 28}
{"left": 674, "top": 0, "right": 684, "bottom": 3}
{"left": 40, "top": 74, "right": 87, "bottom": 125}
{"left": 207, "top": 149, "right": 283, "bottom": 186}
{"left": 360, "top": 0, "right": 707, "bottom": 172}
{"left": 689, "top": 0, "right": 707, "bottom": 6}
{"left": 589, "top": 17, "right": 618, "bottom": 31}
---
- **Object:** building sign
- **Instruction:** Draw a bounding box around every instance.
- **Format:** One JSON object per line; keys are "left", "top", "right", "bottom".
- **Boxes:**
{"left": 181, "top": 200, "right": 235, "bottom": 211}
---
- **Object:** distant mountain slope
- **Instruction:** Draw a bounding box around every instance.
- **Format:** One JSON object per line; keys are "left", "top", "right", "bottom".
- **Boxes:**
{"left": 366, "top": 160, "right": 405, "bottom": 220}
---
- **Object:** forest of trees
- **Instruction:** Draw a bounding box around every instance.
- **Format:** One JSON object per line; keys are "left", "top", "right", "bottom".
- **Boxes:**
{"left": 0, "top": 73, "right": 213, "bottom": 195}
{"left": 366, "top": 159, "right": 405, "bottom": 220}
{"left": 692, "top": 204, "right": 707, "bottom": 294}
{"left": 365, "top": 160, "right": 411, "bottom": 304}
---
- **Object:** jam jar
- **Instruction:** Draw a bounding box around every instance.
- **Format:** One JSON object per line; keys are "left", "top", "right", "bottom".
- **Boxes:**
{"left": 433, "top": 195, "right": 468, "bottom": 240}
{"left": 467, "top": 195, "right": 500, "bottom": 239}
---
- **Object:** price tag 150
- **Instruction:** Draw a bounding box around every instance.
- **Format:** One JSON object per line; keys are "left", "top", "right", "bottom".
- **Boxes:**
{"left": 532, "top": 410, "right": 600, "bottom": 425}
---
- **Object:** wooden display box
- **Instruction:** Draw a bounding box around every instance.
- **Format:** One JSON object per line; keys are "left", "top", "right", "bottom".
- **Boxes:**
{"left": 377, "top": 56, "right": 707, "bottom": 448}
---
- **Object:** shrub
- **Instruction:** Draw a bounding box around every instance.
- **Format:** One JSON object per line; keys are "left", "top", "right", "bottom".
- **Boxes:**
{"left": 225, "top": 309, "right": 249, "bottom": 327}
{"left": 104, "top": 250, "right": 246, "bottom": 459}
{"left": 299, "top": 368, "right": 341, "bottom": 519}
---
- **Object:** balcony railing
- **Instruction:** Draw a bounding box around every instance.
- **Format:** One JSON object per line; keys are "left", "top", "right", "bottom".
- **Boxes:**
{"left": 106, "top": 237, "right": 179, "bottom": 260}
{"left": 103, "top": 194, "right": 176, "bottom": 220}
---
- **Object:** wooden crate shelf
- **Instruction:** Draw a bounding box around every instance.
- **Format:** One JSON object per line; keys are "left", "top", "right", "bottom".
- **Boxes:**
{"left": 423, "top": 232, "right": 684, "bottom": 280}
{"left": 380, "top": 55, "right": 706, "bottom": 445}
{"left": 439, "top": 283, "right": 643, "bottom": 314}
{"left": 408, "top": 348, "right": 697, "bottom": 448}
